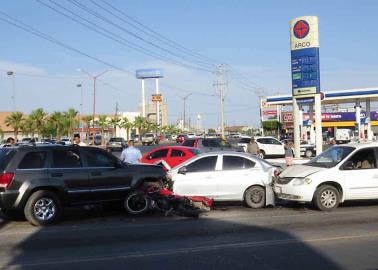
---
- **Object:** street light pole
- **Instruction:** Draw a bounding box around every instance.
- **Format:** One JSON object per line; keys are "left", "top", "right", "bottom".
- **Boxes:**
{"left": 78, "top": 69, "right": 111, "bottom": 129}
{"left": 76, "top": 83, "right": 83, "bottom": 138}
{"left": 7, "top": 71, "right": 16, "bottom": 111}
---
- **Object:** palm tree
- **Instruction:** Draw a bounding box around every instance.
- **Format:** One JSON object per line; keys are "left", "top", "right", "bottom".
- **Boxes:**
{"left": 29, "top": 108, "right": 46, "bottom": 138}
{"left": 120, "top": 117, "right": 133, "bottom": 140}
{"left": 5, "top": 112, "right": 24, "bottom": 139}
{"left": 49, "top": 112, "right": 64, "bottom": 139}
{"left": 20, "top": 117, "right": 35, "bottom": 137}
{"left": 82, "top": 115, "right": 93, "bottom": 141}
{"left": 96, "top": 115, "right": 109, "bottom": 145}
{"left": 133, "top": 116, "right": 147, "bottom": 139}
{"left": 109, "top": 116, "right": 120, "bottom": 137}
{"left": 0, "top": 126, "right": 4, "bottom": 141}
{"left": 64, "top": 108, "right": 79, "bottom": 137}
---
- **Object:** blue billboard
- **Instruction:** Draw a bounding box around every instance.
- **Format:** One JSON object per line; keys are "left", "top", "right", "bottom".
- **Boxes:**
{"left": 136, "top": 69, "right": 164, "bottom": 79}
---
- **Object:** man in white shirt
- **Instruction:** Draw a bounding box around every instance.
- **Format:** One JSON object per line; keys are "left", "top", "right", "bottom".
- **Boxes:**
{"left": 121, "top": 140, "right": 142, "bottom": 164}
{"left": 73, "top": 134, "right": 87, "bottom": 146}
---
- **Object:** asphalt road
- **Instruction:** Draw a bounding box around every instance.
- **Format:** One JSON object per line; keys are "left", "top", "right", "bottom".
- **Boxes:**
{"left": 1, "top": 202, "right": 378, "bottom": 269}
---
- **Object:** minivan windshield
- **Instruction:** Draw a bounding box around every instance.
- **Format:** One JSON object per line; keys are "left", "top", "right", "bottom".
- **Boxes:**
{"left": 306, "top": 146, "right": 355, "bottom": 168}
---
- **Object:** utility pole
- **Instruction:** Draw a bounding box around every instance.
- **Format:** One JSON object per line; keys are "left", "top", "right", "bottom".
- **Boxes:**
{"left": 214, "top": 64, "right": 227, "bottom": 138}
{"left": 7, "top": 71, "right": 16, "bottom": 111}
{"left": 182, "top": 93, "right": 192, "bottom": 131}
{"left": 76, "top": 83, "right": 83, "bottom": 138}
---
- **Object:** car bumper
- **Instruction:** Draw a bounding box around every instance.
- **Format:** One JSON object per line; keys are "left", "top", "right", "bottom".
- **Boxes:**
{"left": 273, "top": 184, "right": 314, "bottom": 202}
{"left": 0, "top": 190, "right": 21, "bottom": 210}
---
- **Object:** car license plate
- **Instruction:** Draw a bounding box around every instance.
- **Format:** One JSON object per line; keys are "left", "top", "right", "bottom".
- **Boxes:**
{"left": 274, "top": 186, "right": 281, "bottom": 194}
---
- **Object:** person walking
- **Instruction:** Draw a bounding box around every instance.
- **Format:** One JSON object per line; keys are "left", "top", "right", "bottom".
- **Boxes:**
{"left": 121, "top": 140, "right": 142, "bottom": 164}
{"left": 284, "top": 141, "right": 294, "bottom": 166}
{"left": 247, "top": 137, "right": 260, "bottom": 156}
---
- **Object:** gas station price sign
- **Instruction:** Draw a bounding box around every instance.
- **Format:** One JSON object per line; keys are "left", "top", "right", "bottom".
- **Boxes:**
{"left": 290, "top": 16, "right": 320, "bottom": 97}
{"left": 291, "top": 47, "right": 320, "bottom": 96}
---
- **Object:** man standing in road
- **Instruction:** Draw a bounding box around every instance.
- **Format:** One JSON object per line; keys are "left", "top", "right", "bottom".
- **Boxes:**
{"left": 121, "top": 140, "right": 142, "bottom": 164}
{"left": 73, "top": 134, "right": 87, "bottom": 146}
{"left": 247, "top": 137, "right": 260, "bottom": 156}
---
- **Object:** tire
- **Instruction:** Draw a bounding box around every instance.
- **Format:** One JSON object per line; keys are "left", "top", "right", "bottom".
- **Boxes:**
{"left": 259, "top": 150, "right": 266, "bottom": 159}
{"left": 124, "top": 192, "right": 150, "bottom": 215}
{"left": 313, "top": 185, "right": 340, "bottom": 211}
{"left": 24, "top": 190, "right": 62, "bottom": 226}
{"left": 244, "top": 186, "right": 265, "bottom": 208}
{"left": 305, "top": 149, "right": 313, "bottom": 158}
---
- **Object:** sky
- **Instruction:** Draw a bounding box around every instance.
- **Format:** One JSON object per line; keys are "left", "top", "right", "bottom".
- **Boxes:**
{"left": 0, "top": 0, "right": 377, "bottom": 129}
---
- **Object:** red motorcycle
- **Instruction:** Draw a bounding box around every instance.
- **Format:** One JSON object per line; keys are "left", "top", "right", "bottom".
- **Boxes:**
{"left": 124, "top": 185, "right": 213, "bottom": 218}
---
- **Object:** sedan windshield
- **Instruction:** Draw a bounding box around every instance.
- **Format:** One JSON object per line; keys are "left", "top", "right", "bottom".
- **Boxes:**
{"left": 306, "top": 146, "right": 355, "bottom": 168}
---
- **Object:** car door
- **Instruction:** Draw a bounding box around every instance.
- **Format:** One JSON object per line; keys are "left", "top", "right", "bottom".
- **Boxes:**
{"left": 83, "top": 148, "right": 133, "bottom": 202}
{"left": 218, "top": 155, "right": 258, "bottom": 200}
{"left": 270, "top": 138, "right": 285, "bottom": 155}
{"left": 169, "top": 148, "right": 187, "bottom": 168}
{"left": 49, "top": 148, "right": 91, "bottom": 204}
{"left": 173, "top": 155, "right": 220, "bottom": 198}
{"left": 340, "top": 147, "right": 378, "bottom": 200}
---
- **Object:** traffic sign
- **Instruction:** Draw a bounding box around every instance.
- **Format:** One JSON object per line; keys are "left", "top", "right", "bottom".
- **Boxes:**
{"left": 152, "top": 94, "right": 162, "bottom": 102}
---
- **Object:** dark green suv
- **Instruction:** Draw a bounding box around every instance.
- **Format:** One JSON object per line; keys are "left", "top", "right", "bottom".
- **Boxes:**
{"left": 0, "top": 145, "right": 166, "bottom": 226}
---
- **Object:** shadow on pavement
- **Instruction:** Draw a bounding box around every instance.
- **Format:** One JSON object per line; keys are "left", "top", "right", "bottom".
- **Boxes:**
{"left": 2, "top": 206, "right": 344, "bottom": 270}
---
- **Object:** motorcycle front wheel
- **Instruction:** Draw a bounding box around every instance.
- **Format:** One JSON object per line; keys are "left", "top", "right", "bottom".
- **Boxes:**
{"left": 124, "top": 192, "right": 150, "bottom": 215}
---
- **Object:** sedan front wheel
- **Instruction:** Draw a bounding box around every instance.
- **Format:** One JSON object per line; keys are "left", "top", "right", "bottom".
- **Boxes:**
{"left": 244, "top": 186, "right": 265, "bottom": 208}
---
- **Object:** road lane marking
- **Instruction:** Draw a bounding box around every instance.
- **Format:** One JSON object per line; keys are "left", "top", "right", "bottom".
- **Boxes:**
{"left": 1, "top": 208, "right": 378, "bottom": 237}
{"left": 3, "top": 232, "right": 378, "bottom": 268}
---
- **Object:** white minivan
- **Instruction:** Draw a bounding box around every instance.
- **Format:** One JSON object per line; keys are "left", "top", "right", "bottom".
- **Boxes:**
{"left": 274, "top": 142, "right": 378, "bottom": 211}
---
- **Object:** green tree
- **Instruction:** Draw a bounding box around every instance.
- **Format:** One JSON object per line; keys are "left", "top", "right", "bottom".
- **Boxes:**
{"left": 49, "top": 112, "right": 64, "bottom": 139}
{"left": 120, "top": 117, "right": 133, "bottom": 140}
{"left": 20, "top": 117, "right": 35, "bottom": 137}
{"left": 29, "top": 108, "right": 47, "bottom": 138}
{"left": 64, "top": 108, "right": 79, "bottom": 137}
{"left": 207, "top": 128, "right": 216, "bottom": 134}
{"left": 133, "top": 116, "right": 148, "bottom": 138}
{"left": 5, "top": 111, "right": 24, "bottom": 138}
{"left": 109, "top": 116, "right": 120, "bottom": 137}
{"left": 82, "top": 115, "right": 93, "bottom": 141}
{"left": 0, "top": 126, "right": 4, "bottom": 140}
{"left": 96, "top": 115, "right": 109, "bottom": 145}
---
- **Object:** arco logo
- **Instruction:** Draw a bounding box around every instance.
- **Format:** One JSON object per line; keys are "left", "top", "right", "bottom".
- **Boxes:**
{"left": 293, "top": 20, "right": 310, "bottom": 39}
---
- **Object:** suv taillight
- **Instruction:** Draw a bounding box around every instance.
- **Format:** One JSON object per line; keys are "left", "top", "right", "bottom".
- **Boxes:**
{"left": 0, "top": 173, "right": 14, "bottom": 188}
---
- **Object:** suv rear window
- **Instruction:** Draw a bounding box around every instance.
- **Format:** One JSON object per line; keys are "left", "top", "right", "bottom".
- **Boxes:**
{"left": 109, "top": 138, "right": 123, "bottom": 142}
{"left": 182, "top": 140, "right": 195, "bottom": 147}
{"left": 238, "top": 138, "right": 251, "bottom": 144}
{"left": 0, "top": 149, "right": 16, "bottom": 171}
{"left": 18, "top": 151, "right": 47, "bottom": 169}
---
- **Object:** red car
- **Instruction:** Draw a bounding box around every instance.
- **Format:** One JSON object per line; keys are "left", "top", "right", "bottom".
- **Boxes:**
{"left": 176, "top": 134, "right": 187, "bottom": 144}
{"left": 141, "top": 146, "right": 201, "bottom": 168}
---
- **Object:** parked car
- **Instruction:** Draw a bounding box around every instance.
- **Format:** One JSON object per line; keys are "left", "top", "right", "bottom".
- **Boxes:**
{"left": 19, "top": 138, "right": 36, "bottom": 145}
{"left": 186, "top": 133, "right": 196, "bottom": 139}
{"left": 141, "top": 146, "right": 201, "bottom": 169}
{"left": 274, "top": 142, "right": 378, "bottom": 211}
{"left": 237, "top": 137, "right": 252, "bottom": 152}
{"left": 176, "top": 134, "right": 188, "bottom": 144}
{"left": 168, "top": 151, "right": 277, "bottom": 208}
{"left": 0, "top": 145, "right": 167, "bottom": 225}
{"left": 171, "top": 134, "right": 178, "bottom": 141}
{"left": 300, "top": 142, "right": 316, "bottom": 158}
{"left": 141, "top": 133, "right": 159, "bottom": 145}
{"left": 182, "top": 138, "right": 243, "bottom": 153}
{"left": 60, "top": 138, "right": 72, "bottom": 145}
{"left": 94, "top": 134, "right": 102, "bottom": 145}
{"left": 106, "top": 137, "right": 127, "bottom": 152}
{"left": 254, "top": 136, "right": 285, "bottom": 158}
{"left": 131, "top": 134, "right": 139, "bottom": 143}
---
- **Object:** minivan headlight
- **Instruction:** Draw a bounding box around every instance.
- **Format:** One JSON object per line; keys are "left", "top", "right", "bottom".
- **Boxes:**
{"left": 292, "top": 177, "right": 312, "bottom": 186}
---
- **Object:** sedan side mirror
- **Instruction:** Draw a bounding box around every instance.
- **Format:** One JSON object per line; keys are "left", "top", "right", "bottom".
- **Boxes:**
{"left": 178, "top": 166, "right": 188, "bottom": 175}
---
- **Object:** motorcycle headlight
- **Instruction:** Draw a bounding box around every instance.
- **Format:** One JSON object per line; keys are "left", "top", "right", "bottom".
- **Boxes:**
{"left": 292, "top": 177, "right": 312, "bottom": 186}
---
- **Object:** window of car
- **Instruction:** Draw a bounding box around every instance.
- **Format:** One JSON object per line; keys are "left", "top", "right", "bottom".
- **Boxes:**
{"left": 341, "top": 148, "right": 377, "bottom": 170}
{"left": 256, "top": 138, "right": 267, "bottom": 144}
{"left": 85, "top": 149, "right": 117, "bottom": 167}
{"left": 186, "top": 156, "right": 217, "bottom": 173}
{"left": 150, "top": 149, "right": 169, "bottom": 159}
{"left": 238, "top": 138, "right": 251, "bottom": 144}
{"left": 52, "top": 149, "right": 82, "bottom": 168}
{"left": 202, "top": 139, "right": 221, "bottom": 147}
{"left": 18, "top": 151, "right": 47, "bottom": 169}
{"left": 109, "top": 138, "right": 123, "bottom": 142}
{"left": 0, "top": 149, "right": 16, "bottom": 171}
{"left": 270, "top": 138, "right": 282, "bottom": 145}
{"left": 182, "top": 139, "right": 195, "bottom": 147}
{"left": 189, "top": 149, "right": 202, "bottom": 155}
{"left": 171, "top": 149, "right": 185, "bottom": 157}
{"left": 222, "top": 156, "right": 255, "bottom": 170}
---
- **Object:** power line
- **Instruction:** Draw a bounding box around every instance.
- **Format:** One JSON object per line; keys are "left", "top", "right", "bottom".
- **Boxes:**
{"left": 35, "top": 0, "right": 211, "bottom": 72}
{"left": 64, "top": 0, "right": 213, "bottom": 72}
{"left": 92, "top": 0, "right": 218, "bottom": 67}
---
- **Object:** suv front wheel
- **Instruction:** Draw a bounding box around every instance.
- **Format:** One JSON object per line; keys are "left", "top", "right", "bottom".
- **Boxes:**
{"left": 24, "top": 190, "right": 62, "bottom": 226}
{"left": 313, "top": 185, "right": 340, "bottom": 211}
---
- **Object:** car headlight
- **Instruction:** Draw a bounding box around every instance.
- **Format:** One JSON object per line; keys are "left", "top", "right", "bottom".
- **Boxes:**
{"left": 292, "top": 177, "right": 312, "bottom": 186}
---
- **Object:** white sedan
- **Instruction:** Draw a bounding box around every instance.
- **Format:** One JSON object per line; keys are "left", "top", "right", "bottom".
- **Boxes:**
{"left": 168, "top": 151, "right": 277, "bottom": 208}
